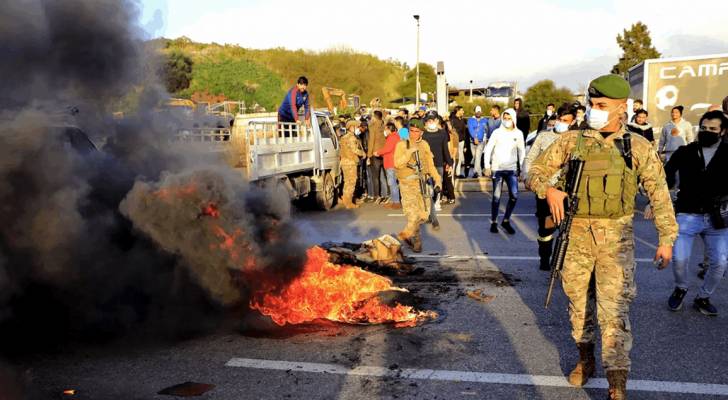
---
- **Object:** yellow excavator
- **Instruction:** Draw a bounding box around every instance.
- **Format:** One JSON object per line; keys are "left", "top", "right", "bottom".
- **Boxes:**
{"left": 321, "top": 87, "right": 360, "bottom": 114}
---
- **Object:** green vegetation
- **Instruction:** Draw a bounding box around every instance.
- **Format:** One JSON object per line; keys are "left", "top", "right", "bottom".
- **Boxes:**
{"left": 398, "top": 63, "right": 437, "bottom": 101}
{"left": 611, "top": 22, "right": 661, "bottom": 76}
{"left": 523, "top": 80, "right": 574, "bottom": 113}
{"left": 160, "top": 50, "right": 193, "bottom": 93}
{"left": 161, "top": 38, "right": 410, "bottom": 111}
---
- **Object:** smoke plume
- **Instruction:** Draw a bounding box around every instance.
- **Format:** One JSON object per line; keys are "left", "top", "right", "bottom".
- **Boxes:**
{"left": 0, "top": 0, "right": 306, "bottom": 352}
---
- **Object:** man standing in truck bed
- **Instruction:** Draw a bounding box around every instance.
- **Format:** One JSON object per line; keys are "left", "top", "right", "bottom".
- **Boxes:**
{"left": 277, "top": 76, "right": 311, "bottom": 127}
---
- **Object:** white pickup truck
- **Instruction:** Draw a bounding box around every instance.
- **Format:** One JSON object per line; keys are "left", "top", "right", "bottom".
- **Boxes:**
{"left": 174, "top": 111, "right": 341, "bottom": 210}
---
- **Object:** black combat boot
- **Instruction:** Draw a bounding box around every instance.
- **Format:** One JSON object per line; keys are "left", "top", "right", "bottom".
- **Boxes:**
{"left": 538, "top": 238, "right": 553, "bottom": 271}
{"left": 568, "top": 342, "right": 596, "bottom": 386}
{"left": 606, "top": 369, "right": 628, "bottom": 400}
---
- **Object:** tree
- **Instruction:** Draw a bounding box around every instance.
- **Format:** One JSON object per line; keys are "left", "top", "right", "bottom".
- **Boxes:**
{"left": 523, "top": 80, "right": 574, "bottom": 115}
{"left": 611, "top": 22, "right": 661, "bottom": 76}
{"left": 397, "top": 63, "right": 436, "bottom": 101}
{"left": 160, "top": 50, "right": 193, "bottom": 93}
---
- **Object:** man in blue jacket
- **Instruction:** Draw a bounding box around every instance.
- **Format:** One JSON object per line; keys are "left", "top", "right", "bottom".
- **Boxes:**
{"left": 468, "top": 106, "right": 489, "bottom": 177}
{"left": 277, "top": 76, "right": 311, "bottom": 127}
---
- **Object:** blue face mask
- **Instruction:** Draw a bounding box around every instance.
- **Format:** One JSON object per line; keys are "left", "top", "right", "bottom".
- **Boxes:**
{"left": 554, "top": 122, "right": 569, "bottom": 133}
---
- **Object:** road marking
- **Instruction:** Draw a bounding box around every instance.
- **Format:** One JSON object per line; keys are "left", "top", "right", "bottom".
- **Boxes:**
{"left": 409, "top": 254, "right": 656, "bottom": 263}
{"left": 386, "top": 213, "right": 535, "bottom": 217}
{"left": 225, "top": 358, "right": 728, "bottom": 396}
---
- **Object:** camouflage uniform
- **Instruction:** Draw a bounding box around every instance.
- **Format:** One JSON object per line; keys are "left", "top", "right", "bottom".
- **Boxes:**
{"left": 394, "top": 139, "right": 442, "bottom": 239}
{"left": 340, "top": 131, "right": 366, "bottom": 207}
{"left": 528, "top": 126, "right": 678, "bottom": 372}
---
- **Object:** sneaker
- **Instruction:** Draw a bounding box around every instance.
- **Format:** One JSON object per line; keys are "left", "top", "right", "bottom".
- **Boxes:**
{"left": 434, "top": 203, "right": 442, "bottom": 211}
{"left": 447, "top": 198, "right": 456, "bottom": 204}
{"left": 667, "top": 287, "right": 688, "bottom": 311}
{"left": 490, "top": 222, "right": 498, "bottom": 233}
{"left": 378, "top": 196, "right": 390, "bottom": 204}
{"left": 693, "top": 297, "right": 718, "bottom": 316}
{"left": 501, "top": 220, "right": 516, "bottom": 235}
{"left": 364, "top": 196, "right": 375, "bottom": 203}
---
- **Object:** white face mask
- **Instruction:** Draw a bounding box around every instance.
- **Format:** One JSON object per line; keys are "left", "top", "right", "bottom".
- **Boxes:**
{"left": 426, "top": 123, "right": 438, "bottom": 131}
{"left": 546, "top": 110, "right": 553, "bottom": 116}
{"left": 554, "top": 122, "right": 569, "bottom": 133}
{"left": 586, "top": 107, "right": 610, "bottom": 130}
{"left": 503, "top": 120, "right": 514, "bottom": 129}
{"left": 354, "top": 128, "right": 361, "bottom": 135}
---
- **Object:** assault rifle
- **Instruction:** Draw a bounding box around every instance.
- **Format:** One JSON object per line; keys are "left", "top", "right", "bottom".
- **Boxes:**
{"left": 545, "top": 157, "right": 586, "bottom": 308}
{"left": 408, "top": 141, "right": 428, "bottom": 208}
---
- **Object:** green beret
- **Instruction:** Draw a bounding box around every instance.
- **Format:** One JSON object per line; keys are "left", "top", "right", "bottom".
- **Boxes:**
{"left": 408, "top": 118, "right": 424, "bottom": 130}
{"left": 588, "top": 74, "right": 631, "bottom": 99}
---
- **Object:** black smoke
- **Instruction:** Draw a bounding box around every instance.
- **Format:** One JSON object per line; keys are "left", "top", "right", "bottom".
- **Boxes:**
{"left": 0, "top": 0, "right": 307, "bottom": 357}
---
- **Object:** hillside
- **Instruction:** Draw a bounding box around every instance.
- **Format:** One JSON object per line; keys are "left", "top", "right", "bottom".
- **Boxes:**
{"left": 162, "top": 37, "right": 412, "bottom": 112}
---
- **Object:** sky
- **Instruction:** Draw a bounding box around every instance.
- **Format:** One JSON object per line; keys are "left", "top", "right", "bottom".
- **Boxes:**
{"left": 138, "top": 0, "right": 728, "bottom": 92}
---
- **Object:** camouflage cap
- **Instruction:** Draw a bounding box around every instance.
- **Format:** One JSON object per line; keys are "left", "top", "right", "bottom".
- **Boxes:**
{"left": 408, "top": 118, "right": 424, "bottom": 130}
{"left": 588, "top": 74, "right": 631, "bottom": 99}
{"left": 345, "top": 119, "right": 360, "bottom": 130}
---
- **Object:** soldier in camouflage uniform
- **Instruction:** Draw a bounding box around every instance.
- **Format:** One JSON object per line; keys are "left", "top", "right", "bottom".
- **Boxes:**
{"left": 394, "top": 118, "right": 442, "bottom": 252}
{"left": 527, "top": 75, "right": 678, "bottom": 400}
{"left": 339, "top": 120, "right": 366, "bottom": 209}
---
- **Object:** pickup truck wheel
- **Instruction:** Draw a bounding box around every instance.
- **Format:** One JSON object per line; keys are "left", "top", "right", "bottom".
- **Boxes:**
{"left": 315, "top": 172, "right": 335, "bottom": 210}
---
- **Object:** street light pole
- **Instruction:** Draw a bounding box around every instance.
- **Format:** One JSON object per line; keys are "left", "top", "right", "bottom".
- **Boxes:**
{"left": 469, "top": 80, "right": 473, "bottom": 103}
{"left": 414, "top": 15, "right": 420, "bottom": 108}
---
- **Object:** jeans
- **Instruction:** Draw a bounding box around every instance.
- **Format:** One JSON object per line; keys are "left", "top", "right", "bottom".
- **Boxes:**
{"left": 491, "top": 170, "right": 518, "bottom": 223}
{"left": 470, "top": 140, "right": 486, "bottom": 176}
{"left": 672, "top": 213, "right": 728, "bottom": 299}
{"left": 385, "top": 168, "right": 400, "bottom": 203}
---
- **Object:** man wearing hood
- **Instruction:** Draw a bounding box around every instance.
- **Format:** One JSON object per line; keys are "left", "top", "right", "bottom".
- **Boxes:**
{"left": 525, "top": 104, "right": 575, "bottom": 270}
{"left": 626, "top": 109, "right": 654, "bottom": 144}
{"left": 394, "top": 118, "right": 442, "bottom": 253}
{"left": 483, "top": 108, "right": 525, "bottom": 235}
{"left": 528, "top": 74, "right": 677, "bottom": 399}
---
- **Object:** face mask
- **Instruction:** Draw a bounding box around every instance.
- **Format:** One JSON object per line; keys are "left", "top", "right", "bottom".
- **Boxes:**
{"left": 426, "top": 123, "right": 438, "bottom": 131}
{"left": 698, "top": 130, "right": 721, "bottom": 147}
{"left": 503, "top": 120, "right": 514, "bottom": 129}
{"left": 586, "top": 107, "right": 610, "bottom": 130}
{"left": 546, "top": 110, "right": 553, "bottom": 116}
{"left": 555, "top": 122, "right": 569, "bottom": 133}
{"left": 355, "top": 128, "right": 361, "bottom": 135}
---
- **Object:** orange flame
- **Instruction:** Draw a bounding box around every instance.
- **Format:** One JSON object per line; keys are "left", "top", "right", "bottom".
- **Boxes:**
{"left": 250, "top": 247, "right": 434, "bottom": 327}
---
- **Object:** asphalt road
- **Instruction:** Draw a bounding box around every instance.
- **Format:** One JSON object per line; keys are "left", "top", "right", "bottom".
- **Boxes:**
{"left": 21, "top": 191, "right": 728, "bottom": 399}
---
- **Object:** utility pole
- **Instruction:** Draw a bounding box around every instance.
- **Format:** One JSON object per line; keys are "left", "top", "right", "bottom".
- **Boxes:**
{"left": 469, "top": 80, "right": 473, "bottom": 103}
{"left": 414, "top": 15, "right": 420, "bottom": 108}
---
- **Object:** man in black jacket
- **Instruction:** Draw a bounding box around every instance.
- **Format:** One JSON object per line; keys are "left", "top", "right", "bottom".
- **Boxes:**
{"left": 450, "top": 106, "right": 470, "bottom": 178}
{"left": 664, "top": 110, "right": 728, "bottom": 316}
{"left": 513, "top": 98, "right": 531, "bottom": 140}
{"left": 423, "top": 111, "right": 453, "bottom": 226}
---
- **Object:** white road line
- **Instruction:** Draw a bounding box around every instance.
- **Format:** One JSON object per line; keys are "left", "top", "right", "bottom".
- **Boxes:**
{"left": 225, "top": 358, "right": 728, "bottom": 396}
{"left": 409, "top": 255, "right": 656, "bottom": 263}
{"left": 386, "top": 213, "right": 535, "bottom": 217}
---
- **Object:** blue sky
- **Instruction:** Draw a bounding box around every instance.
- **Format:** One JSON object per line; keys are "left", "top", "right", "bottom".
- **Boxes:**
{"left": 138, "top": 0, "right": 728, "bottom": 91}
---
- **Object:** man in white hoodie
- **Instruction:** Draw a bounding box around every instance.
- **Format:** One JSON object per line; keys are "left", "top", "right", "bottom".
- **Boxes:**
{"left": 483, "top": 108, "right": 526, "bottom": 234}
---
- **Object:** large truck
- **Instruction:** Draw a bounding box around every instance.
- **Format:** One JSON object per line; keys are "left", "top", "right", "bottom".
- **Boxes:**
{"left": 174, "top": 111, "right": 341, "bottom": 210}
{"left": 485, "top": 81, "right": 518, "bottom": 105}
{"left": 628, "top": 53, "right": 728, "bottom": 128}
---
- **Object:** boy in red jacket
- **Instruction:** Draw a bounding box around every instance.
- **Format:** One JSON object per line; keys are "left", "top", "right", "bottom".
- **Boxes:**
{"left": 374, "top": 122, "right": 401, "bottom": 209}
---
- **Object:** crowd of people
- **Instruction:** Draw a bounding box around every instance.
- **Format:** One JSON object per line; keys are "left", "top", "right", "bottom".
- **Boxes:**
{"left": 282, "top": 74, "right": 728, "bottom": 399}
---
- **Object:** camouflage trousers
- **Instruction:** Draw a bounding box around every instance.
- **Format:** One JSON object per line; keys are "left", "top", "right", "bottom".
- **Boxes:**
{"left": 399, "top": 178, "right": 429, "bottom": 237}
{"left": 561, "top": 216, "right": 637, "bottom": 371}
{"left": 341, "top": 163, "right": 358, "bottom": 202}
